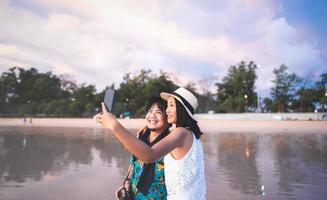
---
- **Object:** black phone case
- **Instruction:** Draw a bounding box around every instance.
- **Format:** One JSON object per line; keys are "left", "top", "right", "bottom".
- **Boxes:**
{"left": 104, "top": 89, "right": 115, "bottom": 112}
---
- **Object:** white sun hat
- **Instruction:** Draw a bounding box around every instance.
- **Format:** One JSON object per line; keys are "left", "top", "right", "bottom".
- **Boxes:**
{"left": 160, "top": 87, "right": 198, "bottom": 121}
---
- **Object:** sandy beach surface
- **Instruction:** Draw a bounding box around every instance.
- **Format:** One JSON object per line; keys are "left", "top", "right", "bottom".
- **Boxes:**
{"left": 1, "top": 117, "right": 327, "bottom": 134}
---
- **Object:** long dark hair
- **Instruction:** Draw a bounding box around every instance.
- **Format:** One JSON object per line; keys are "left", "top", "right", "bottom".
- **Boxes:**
{"left": 175, "top": 100, "right": 203, "bottom": 139}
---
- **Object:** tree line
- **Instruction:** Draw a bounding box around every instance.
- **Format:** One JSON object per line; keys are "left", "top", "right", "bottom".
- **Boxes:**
{"left": 0, "top": 63, "right": 326, "bottom": 117}
{"left": 216, "top": 62, "right": 326, "bottom": 113}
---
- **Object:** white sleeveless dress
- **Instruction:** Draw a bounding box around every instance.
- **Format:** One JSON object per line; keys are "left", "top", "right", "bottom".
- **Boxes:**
{"left": 164, "top": 133, "right": 206, "bottom": 200}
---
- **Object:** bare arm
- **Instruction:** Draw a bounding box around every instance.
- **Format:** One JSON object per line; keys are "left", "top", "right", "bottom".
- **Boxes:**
{"left": 96, "top": 103, "right": 186, "bottom": 163}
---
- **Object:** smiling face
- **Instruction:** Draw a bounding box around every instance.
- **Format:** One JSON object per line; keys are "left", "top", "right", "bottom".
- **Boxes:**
{"left": 166, "top": 96, "right": 177, "bottom": 124}
{"left": 145, "top": 103, "right": 167, "bottom": 131}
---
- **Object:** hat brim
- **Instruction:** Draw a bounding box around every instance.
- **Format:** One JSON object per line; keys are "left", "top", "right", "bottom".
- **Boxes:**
{"left": 159, "top": 92, "right": 172, "bottom": 101}
{"left": 160, "top": 92, "right": 197, "bottom": 121}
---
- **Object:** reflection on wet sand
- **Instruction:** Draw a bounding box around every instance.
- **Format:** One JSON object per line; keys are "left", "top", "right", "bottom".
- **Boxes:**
{"left": 0, "top": 127, "right": 131, "bottom": 200}
{"left": 217, "top": 133, "right": 261, "bottom": 195}
{"left": 271, "top": 133, "right": 327, "bottom": 199}
{"left": 0, "top": 128, "right": 129, "bottom": 183}
{"left": 203, "top": 131, "right": 327, "bottom": 200}
{"left": 1, "top": 127, "right": 327, "bottom": 200}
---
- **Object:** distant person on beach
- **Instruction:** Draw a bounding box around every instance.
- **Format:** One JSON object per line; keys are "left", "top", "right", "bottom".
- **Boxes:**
{"left": 29, "top": 116, "right": 32, "bottom": 124}
{"left": 116, "top": 97, "right": 169, "bottom": 199}
{"left": 23, "top": 117, "right": 26, "bottom": 125}
{"left": 96, "top": 87, "right": 206, "bottom": 200}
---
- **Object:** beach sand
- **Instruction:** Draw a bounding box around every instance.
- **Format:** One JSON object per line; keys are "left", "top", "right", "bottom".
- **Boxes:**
{"left": 1, "top": 117, "right": 327, "bottom": 134}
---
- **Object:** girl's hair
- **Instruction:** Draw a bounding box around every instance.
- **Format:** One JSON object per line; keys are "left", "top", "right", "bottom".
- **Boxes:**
{"left": 175, "top": 100, "right": 203, "bottom": 139}
{"left": 146, "top": 96, "right": 167, "bottom": 114}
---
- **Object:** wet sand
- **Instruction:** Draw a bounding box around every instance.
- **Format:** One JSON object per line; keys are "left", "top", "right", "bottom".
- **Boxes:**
{"left": 1, "top": 117, "right": 327, "bottom": 134}
{"left": 1, "top": 120, "right": 327, "bottom": 199}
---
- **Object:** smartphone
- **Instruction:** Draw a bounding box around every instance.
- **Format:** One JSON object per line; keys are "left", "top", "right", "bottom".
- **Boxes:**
{"left": 104, "top": 89, "right": 115, "bottom": 112}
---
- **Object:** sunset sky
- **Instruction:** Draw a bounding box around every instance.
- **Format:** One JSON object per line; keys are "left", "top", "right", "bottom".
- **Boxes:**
{"left": 0, "top": 0, "right": 326, "bottom": 96}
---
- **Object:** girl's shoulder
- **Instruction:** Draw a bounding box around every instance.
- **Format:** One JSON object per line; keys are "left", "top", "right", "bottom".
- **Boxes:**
{"left": 171, "top": 127, "right": 191, "bottom": 137}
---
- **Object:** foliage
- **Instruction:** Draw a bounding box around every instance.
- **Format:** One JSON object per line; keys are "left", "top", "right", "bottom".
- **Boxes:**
{"left": 270, "top": 64, "right": 300, "bottom": 112}
{"left": 0, "top": 67, "right": 96, "bottom": 117}
{"left": 314, "top": 73, "right": 327, "bottom": 112}
{"left": 0, "top": 67, "right": 212, "bottom": 117}
{"left": 1, "top": 65, "right": 326, "bottom": 117}
{"left": 215, "top": 61, "right": 257, "bottom": 112}
{"left": 115, "top": 70, "right": 176, "bottom": 117}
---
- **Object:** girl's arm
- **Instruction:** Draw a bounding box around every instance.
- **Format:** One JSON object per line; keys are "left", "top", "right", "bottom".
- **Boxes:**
{"left": 96, "top": 103, "right": 187, "bottom": 163}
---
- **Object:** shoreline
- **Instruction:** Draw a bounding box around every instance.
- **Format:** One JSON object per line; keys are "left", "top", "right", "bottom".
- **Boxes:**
{"left": 1, "top": 118, "right": 327, "bottom": 134}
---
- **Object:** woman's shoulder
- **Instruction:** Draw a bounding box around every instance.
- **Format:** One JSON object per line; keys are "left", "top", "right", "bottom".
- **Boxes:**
{"left": 171, "top": 127, "right": 191, "bottom": 137}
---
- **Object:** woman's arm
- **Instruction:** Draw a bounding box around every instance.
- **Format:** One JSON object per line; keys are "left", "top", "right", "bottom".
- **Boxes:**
{"left": 96, "top": 103, "right": 186, "bottom": 163}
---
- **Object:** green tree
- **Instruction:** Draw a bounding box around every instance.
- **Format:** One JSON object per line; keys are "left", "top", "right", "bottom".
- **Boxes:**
{"left": 270, "top": 64, "right": 300, "bottom": 112}
{"left": 291, "top": 74, "right": 320, "bottom": 112}
{"left": 70, "top": 84, "right": 97, "bottom": 116}
{"left": 293, "top": 87, "right": 317, "bottom": 112}
{"left": 0, "top": 67, "right": 65, "bottom": 116}
{"left": 44, "top": 99, "right": 70, "bottom": 116}
{"left": 115, "top": 70, "right": 151, "bottom": 117}
{"left": 1, "top": 66, "right": 232, "bottom": 117}
{"left": 16, "top": 68, "right": 63, "bottom": 104}
{"left": 315, "top": 73, "right": 327, "bottom": 112}
{"left": 0, "top": 67, "right": 19, "bottom": 114}
{"left": 262, "top": 97, "right": 275, "bottom": 112}
{"left": 216, "top": 61, "right": 257, "bottom": 112}
{"left": 116, "top": 69, "right": 176, "bottom": 117}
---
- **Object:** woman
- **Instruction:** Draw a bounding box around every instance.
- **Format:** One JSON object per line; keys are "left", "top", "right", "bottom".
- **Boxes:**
{"left": 118, "top": 97, "right": 169, "bottom": 199}
{"left": 97, "top": 88, "right": 206, "bottom": 200}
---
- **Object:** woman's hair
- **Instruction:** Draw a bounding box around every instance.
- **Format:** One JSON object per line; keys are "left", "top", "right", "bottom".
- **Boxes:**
{"left": 146, "top": 96, "right": 167, "bottom": 114}
{"left": 175, "top": 100, "right": 203, "bottom": 139}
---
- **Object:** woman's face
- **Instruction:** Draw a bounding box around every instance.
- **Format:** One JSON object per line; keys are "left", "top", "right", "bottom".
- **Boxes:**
{"left": 145, "top": 103, "right": 167, "bottom": 131}
{"left": 166, "top": 96, "right": 177, "bottom": 124}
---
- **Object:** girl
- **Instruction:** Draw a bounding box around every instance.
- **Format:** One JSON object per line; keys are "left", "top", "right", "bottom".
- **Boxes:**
{"left": 97, "top": 88, "right": 206, "bottom": 200}
{"left": 119, "top": 97, "right": 169, "bottom": 199}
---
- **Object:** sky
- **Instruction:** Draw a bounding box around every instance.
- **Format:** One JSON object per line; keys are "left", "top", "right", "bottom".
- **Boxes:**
{"left": 0, "top": 0, "right": 326, "bottom": 96}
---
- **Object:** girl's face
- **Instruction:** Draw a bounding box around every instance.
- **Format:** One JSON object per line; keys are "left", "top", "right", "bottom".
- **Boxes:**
{"left": 145, "top": 104, "right": 167, "bottom": 131}
{"left": 166, "top": 96, "right": 177, "bottom": 124}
